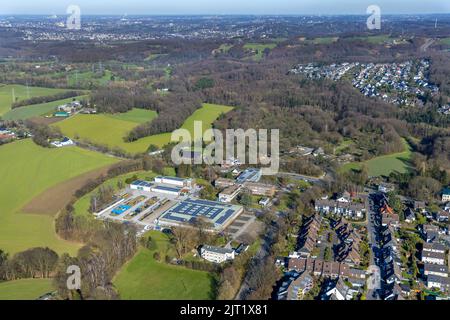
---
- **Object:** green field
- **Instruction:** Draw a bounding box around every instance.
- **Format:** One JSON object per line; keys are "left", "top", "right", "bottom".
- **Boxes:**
{"left": 340, "top": 139, "right": 413, "bottom": 177}
{"left": 2, "top": 96, "right": 87, "bottom": 121}
{"left": 218, "top": 44, "right": 234, "bottom": 53}
{"left": 54, "top": 103, "right": 233, "bottom": 154}
{"left": 66, "top": 70, "right": 115, "bottom": 87}
{"left": 313, "top": 37, "right": 339, "bottom": 45}
{"left": 113, "top": 231, "right": 214, "bottom": 300}
{"left": 439, "top": 38, "right": 450, "bottom": 46}
{"left": 106, "top": 108, "right": 158, "bottom": 124}
{"left": 0, "top": 279, "right": 54, "bottom": 300}
{"left": 348, "top": 35, "right": 391, "bottom": 44}
{"left": 0, "top": 84, "right": 68, "bottom": 116}
{"left": 243, "top": 43, "right": 277, "bottom": 61}
{"left": 0, "top": 139, "right": 119, "bottom": 255}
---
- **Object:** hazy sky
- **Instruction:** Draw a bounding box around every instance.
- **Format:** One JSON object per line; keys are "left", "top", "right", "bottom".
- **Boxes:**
{"left": 2, "top": 0, "right": 450, "bottom": 15}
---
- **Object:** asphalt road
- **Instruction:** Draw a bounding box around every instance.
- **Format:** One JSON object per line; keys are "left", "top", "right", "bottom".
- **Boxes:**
{"left": 235, "top": 223, "right": 276, "bottom": 300}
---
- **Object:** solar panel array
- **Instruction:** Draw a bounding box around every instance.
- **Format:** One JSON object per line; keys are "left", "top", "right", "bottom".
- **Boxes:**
{"left": 131, "top": 180, "right": 152, "bottom": 187}
{"left": 236, "top": 168, "right": 261, "bottom": 183}
{"left": 160, "top": 198, "right": 242, "bottom": 228}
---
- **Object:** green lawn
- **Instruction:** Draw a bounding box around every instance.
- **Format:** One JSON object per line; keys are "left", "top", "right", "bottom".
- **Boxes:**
{"left": 340, "top": 139, "right": 413, "bottom": 177}
{"left": 2, "top": 95, "right": 87, "bottom": 121}
{"left": 0, "top": 139, "right": 119, "bottom": 255}
{"left": 0, "top": 279, "right": 54, "bottom": 300}
{"left": 0, "top": 84, "right": 68, "bottom": 116}
{"left": 113, "top": 231, "right": 214, "bottom": 300}
{"left": 54, "top": 103, "right": 233, "bottom": 154}
{"left": 243, "top": 43, "right": 277, "bottom": 61}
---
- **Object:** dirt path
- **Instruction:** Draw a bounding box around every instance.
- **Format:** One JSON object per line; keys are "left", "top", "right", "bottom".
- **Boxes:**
{"left": 21, "top": 165, "right": 114, "bottom": 216}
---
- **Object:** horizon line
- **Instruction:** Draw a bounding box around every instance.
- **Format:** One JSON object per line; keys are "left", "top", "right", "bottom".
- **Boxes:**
{"left": 1, "top": 13, "right": 450, "bottom": 17}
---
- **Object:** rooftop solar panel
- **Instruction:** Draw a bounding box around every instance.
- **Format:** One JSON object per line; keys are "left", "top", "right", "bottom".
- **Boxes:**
{"left": 160, "top": 198, "right": 242, "bottom": 228}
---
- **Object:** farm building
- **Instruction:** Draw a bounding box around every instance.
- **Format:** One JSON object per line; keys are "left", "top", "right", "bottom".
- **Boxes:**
{"left": 53, "top": 111, "right": 70, "bottom": 118}
{"left": 51, "top": 137, "right": 74, "bottom": 148}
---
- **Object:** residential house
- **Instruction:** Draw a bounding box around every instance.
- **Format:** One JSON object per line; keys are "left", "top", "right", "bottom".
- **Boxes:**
{"left": 435, "top": 211, "right": 449, "bottom": 223}
{"left": 422, "top": 251, "right": 446, "bottom": 265}
{"left": 404, "top": 208, "right": 416, "bottom": 223}
{"left": 200, "top": 245, "right": 235, "bottom": 263}
{"left": 378, "top": 183, "right": 395, "bottom": 194}
{"left": 423, "top": 242, "right": 446, "bottom": 254}
{"left": 297, "top": 215, "right": 322, "bottom": 258}
{"left": 286, "top": 274, "right": 314, "bottom": 300}
{"left": 442, "top": 188, "right": 450, "bottom": 203}
{"left": 424, "top": 264, "right": 449, "bottom": 278}
{"left": 414, "top": 201, "right": 426, "bottom": 213}
{"left": 315, "top": 199, "right": 365, "bottom": 220}
{"left": 427, "top": 275, "right": 450, "bottom": 293}
{"left": 422, "top": 224, "right": 440, "bottom": 243}
{"left": 326, "top": 278, "right": 356, "bottom": 300}
{"left": 444, "top": 202, "right": 450, "bottom": 212}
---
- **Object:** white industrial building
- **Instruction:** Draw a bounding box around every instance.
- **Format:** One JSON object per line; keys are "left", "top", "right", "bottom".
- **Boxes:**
{"left": 155, "top": 176, "right": 192, "bottom": 188}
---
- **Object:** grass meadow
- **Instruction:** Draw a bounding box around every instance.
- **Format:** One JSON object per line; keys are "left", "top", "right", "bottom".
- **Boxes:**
{"left": 0, "top": 84, "right": 68, "bottom": 116}
{"left": 0, "top": 279, "right": 54, "bottom": 300}
{"left": 0, "top": 139, "right": 118, "bottom": 255}
{"left": 113, "top": 231, "right": 214, "bottom": 300}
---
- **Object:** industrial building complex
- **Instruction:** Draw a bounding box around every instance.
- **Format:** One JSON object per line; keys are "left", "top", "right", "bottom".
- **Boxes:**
{"left": 95, "top": 175, "right": 244, "bottom": 234}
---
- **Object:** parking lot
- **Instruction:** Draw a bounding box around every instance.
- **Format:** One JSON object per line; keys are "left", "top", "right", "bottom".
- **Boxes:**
{"left": 225, "top": 212, "right": 258, "bottom": 239}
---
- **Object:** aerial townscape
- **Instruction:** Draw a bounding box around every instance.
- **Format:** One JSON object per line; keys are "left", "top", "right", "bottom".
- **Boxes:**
{"left": 1, "top": 1, "right": 450, "bottom": 308}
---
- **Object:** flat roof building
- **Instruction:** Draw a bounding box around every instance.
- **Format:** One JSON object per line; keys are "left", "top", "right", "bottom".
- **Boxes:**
{"left": 130, "top": 180, "right": 153, "bottom": 192}
{"left": 214, "top": 178, "right": 236, "bottom": 189}
{"left": 218, "top": 185, "right": 242, "bottom": 203}
{"left": 243, "top": 182, "right": 276, "bottom": 197}
{"left": 155, "top": 176, "right": 192, "bottom": 188}
{"left": 236, "top": 168, "right": 262, "bottom": 184}
{"left": 158, "top": 198, "right": 243, "bottom": 231}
